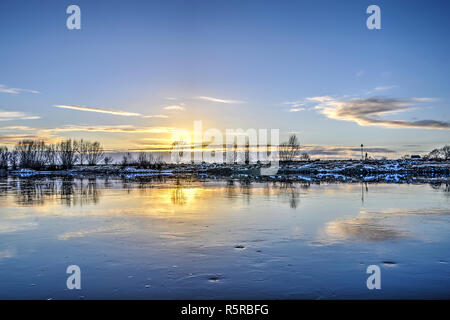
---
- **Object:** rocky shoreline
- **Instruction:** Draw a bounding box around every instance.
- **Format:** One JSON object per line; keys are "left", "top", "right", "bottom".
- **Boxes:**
{"left": 1, "top": 159, "right": 449, "bottom": 184}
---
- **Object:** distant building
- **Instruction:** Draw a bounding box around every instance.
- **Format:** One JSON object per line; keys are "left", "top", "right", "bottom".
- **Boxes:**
{"left": 410, "top": 155, "right": 421, "bottom": 160}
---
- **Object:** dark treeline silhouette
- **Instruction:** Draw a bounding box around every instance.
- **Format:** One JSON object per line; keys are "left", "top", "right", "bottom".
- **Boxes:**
{"left": 0, "top": 139, "right": 105, "bottom": 170}
{"left": 121, "top": 152, "right": 164, "bottom": 169}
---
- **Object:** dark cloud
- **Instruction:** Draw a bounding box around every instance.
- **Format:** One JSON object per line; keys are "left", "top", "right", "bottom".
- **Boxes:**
{"left": 312, "top": 96, "right": 449, "bottom": 130}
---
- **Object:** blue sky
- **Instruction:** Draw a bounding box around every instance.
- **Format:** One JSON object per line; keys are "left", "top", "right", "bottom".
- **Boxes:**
{"left": 0, "top": 0, "right": 449, "bottom": 158}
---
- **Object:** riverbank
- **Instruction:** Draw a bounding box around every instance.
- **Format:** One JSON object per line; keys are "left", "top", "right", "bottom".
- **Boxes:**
{"left": 2, "top": 159, "right": 449, "bottom": 184}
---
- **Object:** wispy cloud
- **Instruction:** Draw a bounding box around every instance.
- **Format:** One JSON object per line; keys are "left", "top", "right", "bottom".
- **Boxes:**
{"left": 143, "top": 114, "right": 169, "bottom": 118}
{"left": 43, "top": 125, "right": 174, "bottom": 134}
{"left": 0, "top": 84, "right": 39, "bottom": 95}
{"left": 54, "top": 104, "right": 170, "bottom": 119}
{"left": 54, "top": 105, "right": 142, "bottom": 117}
{"left": 283, "top": 100, "right": 304, "bottom": 107}
{"left": 163, "top": 105, "right": 185, "bottom": 111}
{"left": 281, "top": 100, "right": 307, "bottom": 112}
{"left": 310, "top": 96, "right": 449, "bottom": 130}
{"left": 196, "top": 96, "right": 245, "bottom": 104}
{"left": 366, "top": 85, "right": 398, "bottom": 94}
{"left": 0, "top": 124, "right": 175, "bottom": 137}
{"left": 0, "top": 110, "right": 40, "bottom": 121}
{"left": 289, "top": 108, "right": 305, "bottom": 112}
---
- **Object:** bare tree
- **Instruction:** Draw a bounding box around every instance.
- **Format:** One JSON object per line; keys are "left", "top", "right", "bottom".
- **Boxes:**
{"left": 0, "top": 147, "right": 8, "bottom": 170}
{"left": 280, "top": 134, "right": 301, "bottom": 161}
{"left": 137, "top": 152, "right": 155, "bottom": 168}
{"left": 428, "top": 146, "right": 450, "bottom": 160}
{"left": 10, "top": 150, "right": 18, "bottom": 170}
{"left": 301, "top": 153, "right": 310, "bottom": 161}
{"left": 442, "top": 145, "right": 450, "bottom": 160}
{"left": 58, "top": 139, "right": 78, "bottom": 169}
{"left": 428, "top": 149, "right": 442, "bottom": 160}
{"left": 86, "top": 141, "right": 104, "bottom": 165}
{"left": 137, "top": 152, "right": 148, "bottom": 168}
{"left": 154, "top": 153, "right": 164, "bottom": 164}
{"left": 153, "top": 153, "right": 164, "bottom": 169}
{"left": 45, "top": 144, "right": 58, "bottom": 169}
{"left": 75, "top": 139, "right": 90, "bottom": 165}
{"left": 244, "top": 138, "right": 250, "bottom": 164}
{"left": 121, "top": 152, "right": 135, "bottom": 167}
{"left": 15, "top": 140, "right": 47, "bottom": 169}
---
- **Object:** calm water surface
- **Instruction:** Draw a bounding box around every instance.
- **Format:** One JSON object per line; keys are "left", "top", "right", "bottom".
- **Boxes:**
{"left": 0, "top": 177, "right": 449, "bottom": 299}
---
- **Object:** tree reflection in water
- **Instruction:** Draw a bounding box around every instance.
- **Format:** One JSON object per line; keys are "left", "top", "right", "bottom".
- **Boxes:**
{"left": 0, "top": 177, "right": 102, "bottom": 207}
{"left": 171, "top": 178, "right": 187, "bottom": 206}
{"left": 430, "top": 182, "right": 449, "bottom": 198}
{"left": 0, "top": 176, "right": 444, "bottom": 210}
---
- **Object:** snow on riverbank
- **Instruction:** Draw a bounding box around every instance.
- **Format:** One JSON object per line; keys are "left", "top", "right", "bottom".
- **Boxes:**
{"left": 3, "top": 159, "right": 449, "bottom": 183}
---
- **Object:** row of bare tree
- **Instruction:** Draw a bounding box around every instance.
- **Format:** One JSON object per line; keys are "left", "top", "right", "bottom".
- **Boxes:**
{"left": 170, "top": 134, "right": 310, "bottom": 163}
{"left": 121, "top": 152, "right": 164, "bottom": 169}
{"left": 0, "top": 139, "right": 105, "bottom": 170}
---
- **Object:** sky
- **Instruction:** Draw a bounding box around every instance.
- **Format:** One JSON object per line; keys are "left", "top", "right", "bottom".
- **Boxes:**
{"left": 0, "top": 0, "right": 449, "bottom": 159}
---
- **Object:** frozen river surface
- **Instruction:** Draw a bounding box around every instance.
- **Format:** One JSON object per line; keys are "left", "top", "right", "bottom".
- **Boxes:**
{"left": 0, "top": 177, "right": 449, "bottom": 299}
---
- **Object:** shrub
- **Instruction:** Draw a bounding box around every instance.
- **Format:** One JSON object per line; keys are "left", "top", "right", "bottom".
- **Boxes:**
{"left": 104, "top": 155, "right": 113, "bottom": 166}
{"left": 280, "top": 134, "right": 301, "bottom": 162}
{"left": 428, "top": 146, "right": 450, "bottom": 160}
